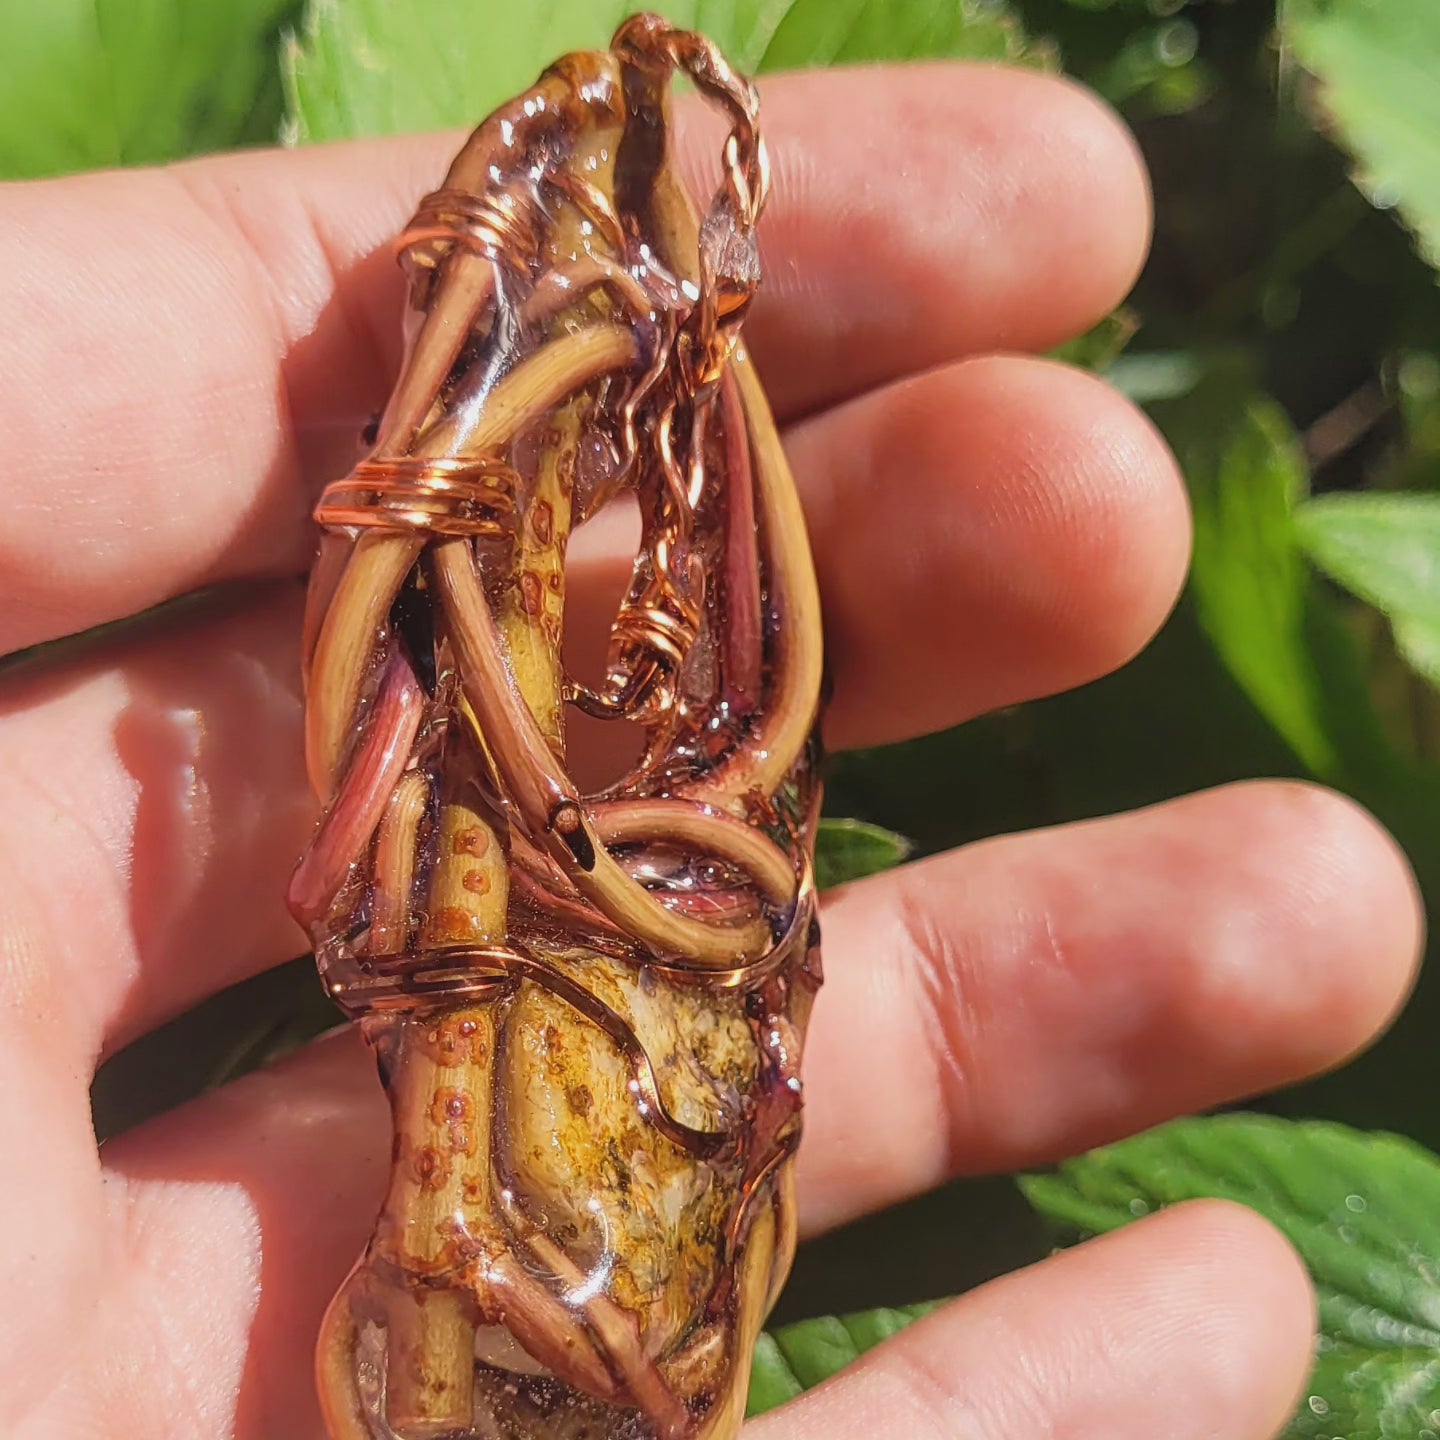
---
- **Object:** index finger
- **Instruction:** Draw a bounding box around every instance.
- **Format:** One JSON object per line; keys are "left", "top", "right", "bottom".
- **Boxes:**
{"left": 0, "top": 63, "right": 1149, "bottom": 656}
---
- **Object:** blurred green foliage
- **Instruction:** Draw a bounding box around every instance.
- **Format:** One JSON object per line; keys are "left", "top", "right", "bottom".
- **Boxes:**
{"left": 0, "top": 0, "right": 300, "bottom": 176}
{"left": 7, "top": 0, "right": 1440, "bottom": 1430}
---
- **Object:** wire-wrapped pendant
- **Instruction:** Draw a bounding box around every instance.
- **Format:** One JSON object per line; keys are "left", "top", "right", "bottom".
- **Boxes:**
{"left": 291, "top": 15, "right": 824, "bottom": 1438}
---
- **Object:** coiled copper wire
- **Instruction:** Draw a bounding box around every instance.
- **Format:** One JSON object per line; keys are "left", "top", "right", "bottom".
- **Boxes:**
{"left": 397, "top": 185, "right": 543, "bottom": 273}
{"left": 610, "top": 604, "right": 697, "bottom": 670}
{"left": 315, "top": 456, "right": 520, "bottom": 538}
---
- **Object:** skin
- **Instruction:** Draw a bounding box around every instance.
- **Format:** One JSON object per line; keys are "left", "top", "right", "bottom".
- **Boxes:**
{"left": 0, "top": 60, "right": 1424, "bottom": 1440}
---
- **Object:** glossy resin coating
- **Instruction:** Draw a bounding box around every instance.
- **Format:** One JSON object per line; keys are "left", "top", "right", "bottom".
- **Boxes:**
{"left": 291, "top": 16, "right": 824, "bottom": 1439}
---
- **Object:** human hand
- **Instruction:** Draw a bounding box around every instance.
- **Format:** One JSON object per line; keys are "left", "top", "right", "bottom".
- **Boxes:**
{"left": 0, "top": 62, "right": 1421, "bottom": 1440}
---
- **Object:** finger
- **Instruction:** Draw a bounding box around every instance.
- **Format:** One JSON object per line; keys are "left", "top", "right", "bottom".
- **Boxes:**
{"left": 561, "top": 354, "right": 1189, "bottom": 756}
{"left": 401, "top": 352, "right": 1188, "bottom": 769}
{"left": 103, "top": 1060, "right": 1310, "bottom": 1440}
{"left": 97, "top": 1032, "right": 377, "bottom": 1440}
{"left": 0, "top": 944, "right": 101, "bottom": 1431}
{"left": 748, "top": 1202, "right": 1313, "bottom": 1440}
{"left": 0, "top": 586, "right": 309, "bottom": 1062}
{"left": 797, "top": 779, "right": 1421, "bottom": 1231}
{"left": 770, "top": 355, "right": 1188, "bottom": 748}
{"left": 0, "top": 769, "right": 107, "bottom": 1425}
{"left": 708, "top": 64, "right": 1150, "bottom": 416}
{"left": 6, "top": 361, "right": 1185, "bottom": 1057}
{"left": 95, "top": 772, "right": 1418, "bottom": 1358}
{"left": 0, "top": 63, "right": 1149, "bottom": 653}
{"left": 0, "top": 351, "right": 1186, "bottom": 1048}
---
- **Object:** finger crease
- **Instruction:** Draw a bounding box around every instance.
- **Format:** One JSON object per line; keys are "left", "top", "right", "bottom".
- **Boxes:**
{"left": 893, "top": 866, "right": 985, "bottom": 1182}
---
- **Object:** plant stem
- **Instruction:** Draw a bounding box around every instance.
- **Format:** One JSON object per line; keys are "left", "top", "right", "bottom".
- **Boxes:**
{"left": 382, "top": 798, "right": 509, "bottom": 1430}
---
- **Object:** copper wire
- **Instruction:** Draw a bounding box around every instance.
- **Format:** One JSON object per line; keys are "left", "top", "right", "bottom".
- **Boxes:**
{"left": 397, "top": 185, "right": 542, "bottom": 274}
{"left": 642, "top": 882, "right": 816, "bottom": 993}
{"left": 314, "top": 456, "right": 520, "bottom": 538}
{"left": 611, "top": 604, "right": 696, "bottom": 669}
{"left": 613, "top": 12, "right": 770, "bottom": 394}
{"left": 331, "top": 942, "right": 739, "bottom": 1162}
{"left": 307, "top": 5, "right": 810, "bottom": 1063}
{"left": 544, "top": 169, "right": 629, "bottom": 256}
{"left": 564, "top": 654, "right": 663, "bottom": 720}
{"left": 299, "top": 29, "right": 818, "bottom": 1436}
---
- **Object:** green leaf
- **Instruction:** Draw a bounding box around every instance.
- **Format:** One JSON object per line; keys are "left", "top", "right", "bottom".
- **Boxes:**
{"left": 1050, "top": 307, "right": 1137, "bottom": 372}
{"left": 1392, "top": 613, "right": 1440, "bottom": 693}
{"left": 1153, "top": 372, "right": 1401, "bottom": 795}
{"left": 1285, "top": 0, "right": 1440, "bottom": 270}
{"left": 1083, "top": 16, "right": 1210, "bottom": 113}
{"left": 1103, "top": 349, "right": 1204, "bottom": 404}
{"left": 1393, "top": 353, "right": 1440, "bottom": 478}
{"left": 1286, "top": 1342, "right": 1440, "bottom": 1438}
{"left": 1165, "top": 379, "right": 1329, "bottom": 771}
{"left": 747, "top": 1304, "right": 941, "bottom": 1416}
{"left": 813, "top": 817, "right": 912, "bottom": 890}
{"left": 282, "top": 0, "right": 794, "bottom": 143}
{"left": 0, "top": 0, "right": 300, "bottom": 178}
{"left": 759, "top": 0, "right": 1039, "bottom": 69}
{"left": 1021, "top": 1115, "right": 1440, "bottom": 1439}
{"left": 282, "top": 0, "right": 1047, "bottom": 142}
{"left": 1296, "top": 493, "right": 1440, "bottom": 691}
